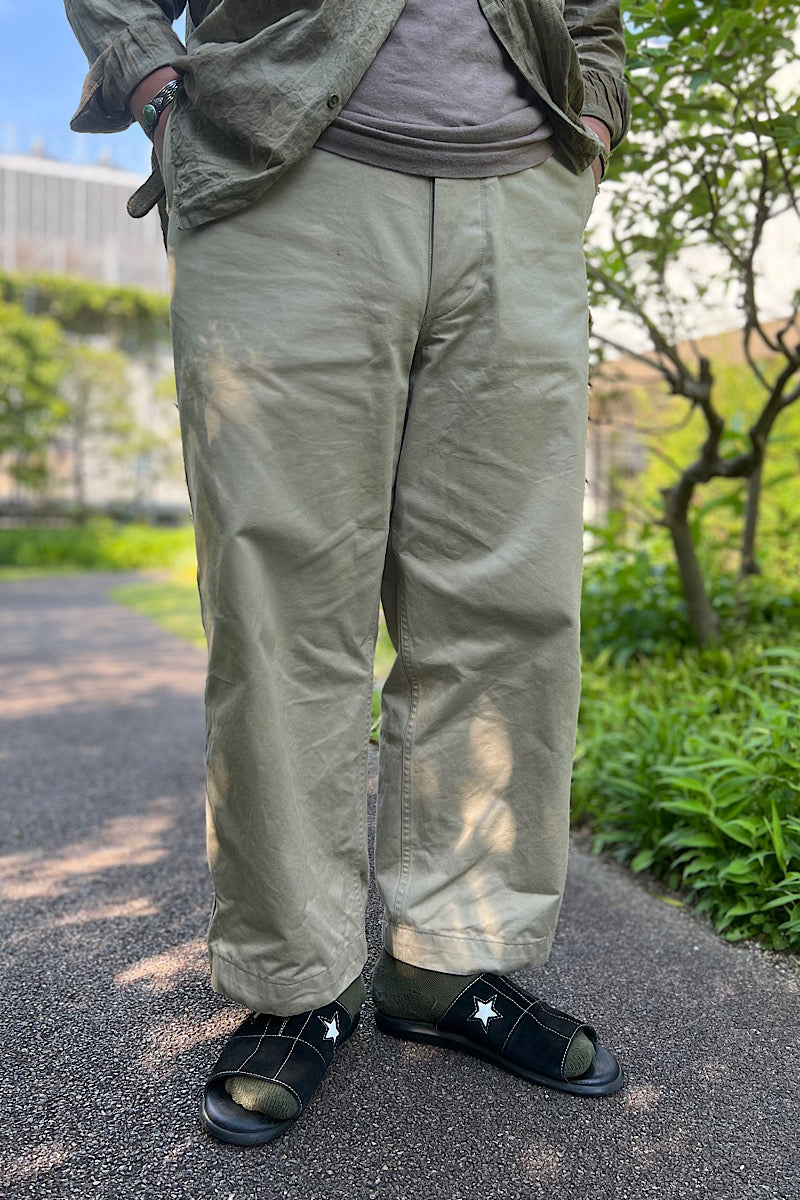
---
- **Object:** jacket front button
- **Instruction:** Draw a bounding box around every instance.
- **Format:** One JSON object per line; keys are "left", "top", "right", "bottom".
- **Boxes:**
{"left": 326, "top": 93, "right": 340, "bottom": 109}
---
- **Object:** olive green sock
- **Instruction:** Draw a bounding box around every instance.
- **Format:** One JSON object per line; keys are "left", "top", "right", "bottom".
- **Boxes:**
{"left": 372, "top": 949, "right": 477, "bottom": 1022}
{"left": 372, "top": 950, "right": 595, "bottom": 1079}
{"left": 225, "top": 975, "right": 365, "bottom": 1119}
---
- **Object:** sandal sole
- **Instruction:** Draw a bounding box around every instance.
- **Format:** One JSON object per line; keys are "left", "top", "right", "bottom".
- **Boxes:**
{"left": 374, "top": 1011, "right": 624, "bottom": 1097}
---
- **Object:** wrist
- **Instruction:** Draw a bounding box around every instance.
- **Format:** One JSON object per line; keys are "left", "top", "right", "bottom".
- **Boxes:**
{"left": 580, "top": 116, "right": 611, "bottom": 180}
{"left": 580, "top": 116, "right": 611, "bottom": 152}
{"left": 142, "top": 80, "right": 180, "bottom": 140}
{"left": 130, "top": 67, "right": 181, "bottom": 131}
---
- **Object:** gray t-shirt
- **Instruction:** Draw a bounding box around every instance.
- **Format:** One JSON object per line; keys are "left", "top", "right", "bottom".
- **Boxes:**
{"left": 316, "top": 0, "right": 553, "bottom": 177}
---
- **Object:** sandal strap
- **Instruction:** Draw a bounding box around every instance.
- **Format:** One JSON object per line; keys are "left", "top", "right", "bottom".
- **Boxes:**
{"left": 438, "top": 973, "right": 596, "bottom": 1082}
{"left": 207, "top": 999, "right": 356, "bottom": 1112}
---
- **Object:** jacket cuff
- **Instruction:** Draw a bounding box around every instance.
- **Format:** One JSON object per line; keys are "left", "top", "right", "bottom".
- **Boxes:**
{"left": 69, "top": 16, "right": 186, "bottom": 134}
{"left": 581, "top": 69, "right": 631, "bottom": 150}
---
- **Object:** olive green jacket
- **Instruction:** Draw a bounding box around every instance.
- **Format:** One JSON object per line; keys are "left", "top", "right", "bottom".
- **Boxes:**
{"left": 65, "top": 0, "right": 630, "bottom": 230}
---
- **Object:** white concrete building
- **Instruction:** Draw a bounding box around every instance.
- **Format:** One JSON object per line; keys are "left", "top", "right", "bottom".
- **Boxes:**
{"left": 0, "top": 151, "right": 167, "bottom": 291}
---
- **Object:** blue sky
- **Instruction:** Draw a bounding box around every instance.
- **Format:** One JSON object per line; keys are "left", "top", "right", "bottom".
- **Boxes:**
{"left": 1, "top": 0, "right": 166, "bottom": 174}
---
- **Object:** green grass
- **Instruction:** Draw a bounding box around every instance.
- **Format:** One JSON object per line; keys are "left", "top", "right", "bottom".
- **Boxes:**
{"left": 111, "top": 574, "right": 206, "bottom": 647}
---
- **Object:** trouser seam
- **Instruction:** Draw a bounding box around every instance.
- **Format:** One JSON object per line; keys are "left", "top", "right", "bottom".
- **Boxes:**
{"left": 386, "top": 179, "right": 431, "bottom": 925}
{"left": 391, "top": 527, "right": 420, "bottom": 926}
{"left": 356, "top": 603, "right": 381, "bottom": 917}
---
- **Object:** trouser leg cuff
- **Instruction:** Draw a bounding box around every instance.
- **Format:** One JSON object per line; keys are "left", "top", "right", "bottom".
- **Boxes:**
{"left": 382, "top": 919, "right": 555, "bottom": 977}
{"left": 209, "top": 933, "right": 367, "bottom": 1016}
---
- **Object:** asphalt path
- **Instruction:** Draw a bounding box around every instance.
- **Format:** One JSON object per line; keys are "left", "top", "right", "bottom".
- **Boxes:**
{"left": 0, "top": 574, "right": 797, "bottom": 1200}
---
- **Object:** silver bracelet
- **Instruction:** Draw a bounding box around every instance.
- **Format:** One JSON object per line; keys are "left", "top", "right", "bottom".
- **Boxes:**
{"left": 141, "top": 79, "right": 181, "bottom": 140}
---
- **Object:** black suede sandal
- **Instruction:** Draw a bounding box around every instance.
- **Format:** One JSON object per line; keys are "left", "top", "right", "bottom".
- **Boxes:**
{"left": 202, "top": 999, "right": 360, "bottom": 1146}
{"left": 375, "top": 972, "right": 623, "bottom": 1097}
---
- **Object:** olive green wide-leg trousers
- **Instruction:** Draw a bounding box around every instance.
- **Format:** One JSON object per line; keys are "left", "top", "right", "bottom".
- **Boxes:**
{"left": 167, "top": 146, "right": 596, "bottom": 1016}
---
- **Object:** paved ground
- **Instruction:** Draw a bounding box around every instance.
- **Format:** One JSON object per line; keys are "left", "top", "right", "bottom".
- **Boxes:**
{"left": 0, "top": 573, "right": 798, "bottom": 1200}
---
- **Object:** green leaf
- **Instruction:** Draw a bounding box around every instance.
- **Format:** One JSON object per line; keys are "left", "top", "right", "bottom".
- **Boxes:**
{"left": 707, "top": 815, "right": 757, "bottom": 847}
{"left": 631, "top": 849, "right": 657, "bottom": 872}
{"left": 769, "top": 801, "right": 789, "bottom": 873}
{"left": 719, "top": 857, "right": 762, "bottom": 883}
{"left": 660, "top": 830, "right": 720, "bottom": 850}
{"left": 657, "top": 796, "right": 713, "bottom": 816}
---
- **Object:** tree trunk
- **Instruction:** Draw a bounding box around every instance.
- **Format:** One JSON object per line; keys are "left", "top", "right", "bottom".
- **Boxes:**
{"left": 663, "top": 484, "right": 720, "bottom": 645}
{"left": 72, "top": 432, "right": 87, "bottom": 525}
{"left": 740, "top": 460, "right": 762, "bottom": 578}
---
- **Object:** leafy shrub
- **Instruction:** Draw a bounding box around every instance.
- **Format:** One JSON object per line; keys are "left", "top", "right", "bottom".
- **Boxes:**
{"left": 574, "top": 642, "right": 800, "bottom": 951}
{"left": 581, "top": 542, "right": 690, "bottom": 662}
{"left": 582, "top": 524, "right": 800, "bottom": 662}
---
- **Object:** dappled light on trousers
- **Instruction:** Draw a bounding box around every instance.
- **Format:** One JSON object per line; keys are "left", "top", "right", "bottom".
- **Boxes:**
{"left": 429, "top": 697, "right": 518, "bottom": 954}
{"left": 456, "top": 698, "right": 516, "bottom": 858}
{"left": 175, "top": 324, "right": 265, "bottom": 449}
